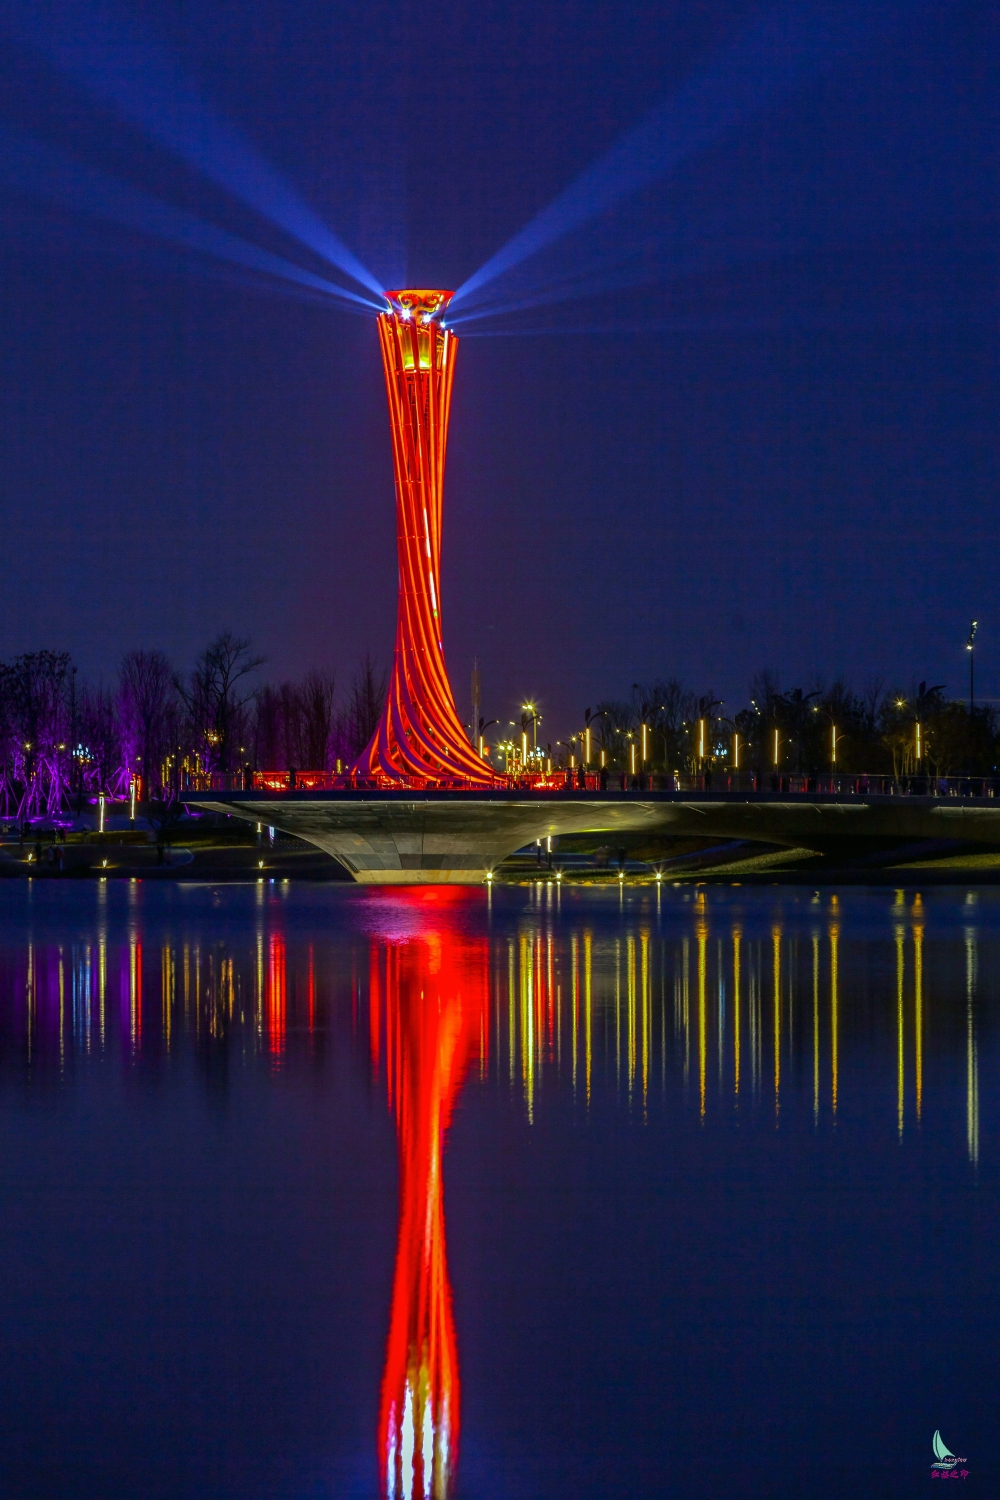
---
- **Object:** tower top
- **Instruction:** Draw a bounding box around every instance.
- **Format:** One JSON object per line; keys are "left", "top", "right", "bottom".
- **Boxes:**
{"left": 385, "top": 289, "right": 453, "bottom": 322}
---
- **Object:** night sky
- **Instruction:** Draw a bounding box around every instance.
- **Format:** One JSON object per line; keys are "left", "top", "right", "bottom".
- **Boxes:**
{"left": 0, "top": 0, "right": 996, "bottom": 744}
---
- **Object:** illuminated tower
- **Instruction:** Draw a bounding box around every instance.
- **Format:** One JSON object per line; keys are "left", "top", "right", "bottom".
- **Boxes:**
{"left": 350, "top": 289, "right": 500, "bottom": 785}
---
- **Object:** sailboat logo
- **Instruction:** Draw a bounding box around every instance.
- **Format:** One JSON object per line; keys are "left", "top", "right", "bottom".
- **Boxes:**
{"left": 931, "top": 1431, "right": 966, "bottom": 1470}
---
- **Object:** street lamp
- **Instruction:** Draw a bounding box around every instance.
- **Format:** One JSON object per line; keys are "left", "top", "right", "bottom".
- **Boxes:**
{"left": 967, "top": 620, "right": 978, "bottom": 713}
{"left": 583, "top": 707, "right": 609, "bottom": 769}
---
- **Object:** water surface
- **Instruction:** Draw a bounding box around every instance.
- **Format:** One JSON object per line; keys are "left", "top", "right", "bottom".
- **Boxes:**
{"left": 0, "top": 880, "right": 994, "bottom": 1498}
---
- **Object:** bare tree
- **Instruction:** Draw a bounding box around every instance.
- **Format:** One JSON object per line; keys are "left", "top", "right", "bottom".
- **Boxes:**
{"left": 179, "top": 632, "right": 264, "bottom": 773}
{"left": 301, "top": 669, "right": 335, "bottom": 768}
{"left": 119, "top": 649, "right": 176, "bottom": 798}
{"left": 76, "top": 681, "right": 122, "bottom": 800}
{"left": 339, "top": 653, "right": 387, "bottom": 760}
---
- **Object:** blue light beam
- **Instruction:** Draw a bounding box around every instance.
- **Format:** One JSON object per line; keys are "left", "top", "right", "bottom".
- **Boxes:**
{"left": 451, "top": 0, "right": 902, "bottom": 314}
{"left": 0, "top": 0, "right": 384, "bottom": 301}
{"left": 0, "top": 126, "right": 378, "bottom": 310}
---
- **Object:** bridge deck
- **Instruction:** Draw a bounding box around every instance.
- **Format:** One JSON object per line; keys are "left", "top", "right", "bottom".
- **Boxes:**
{"left": 184, "top": 789, "right": 1000, "bottom": 885}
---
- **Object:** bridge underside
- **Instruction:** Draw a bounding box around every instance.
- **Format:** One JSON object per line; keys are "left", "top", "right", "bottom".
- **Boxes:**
{"left": 190, "top": 792, "right": 1000, "bottom": 884}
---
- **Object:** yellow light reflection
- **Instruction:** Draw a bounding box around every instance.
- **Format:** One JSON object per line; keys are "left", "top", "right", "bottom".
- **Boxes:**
{"left": 830, "top": 917, "right": 839, "bottom": 1118}
{"left": 895, "top": 923, "right": 905, "bottom": 1139}
{"left": 812, "top": 932, "right": 819, "bottom": 1123}
{"left": 696, "top": 910, "right": 707, "bottom": 1119}
{"left": 641, "top": 930, "right": 650, "bottom": 1114}
{"left": 584, "top": 930, "right": 593, "bottom": 1107}
{"left": 966, "top": 926, "right": 979, "bottom": 1167}
{"left": 912, "top": 896, "right": 923, "bottom": 1122}
{"left": 772, "top": 925, "right": 781, "bottom": 1118}
{"left": 627, "top": 934, "right": 636, "bottom": 1101}
{"left": 733, "top": 926, "right": 742, "bottom": 1097}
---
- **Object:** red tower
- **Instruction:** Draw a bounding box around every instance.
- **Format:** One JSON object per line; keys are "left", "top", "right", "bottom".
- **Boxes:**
{"left": 350, "top": 289, "right": 500, "bottom": 785}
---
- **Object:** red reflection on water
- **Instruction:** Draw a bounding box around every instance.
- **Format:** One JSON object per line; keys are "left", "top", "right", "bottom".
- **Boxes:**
{"left": 372, "top": 889, "right": 488, "bottom": 1500}
{"left": 267, "top": 933, "right": 286, "bottom": 1055}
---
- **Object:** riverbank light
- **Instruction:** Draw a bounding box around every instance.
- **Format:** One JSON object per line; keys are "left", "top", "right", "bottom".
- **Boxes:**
{"left": 98, "top": 792, "right": 106, "bottom": 834}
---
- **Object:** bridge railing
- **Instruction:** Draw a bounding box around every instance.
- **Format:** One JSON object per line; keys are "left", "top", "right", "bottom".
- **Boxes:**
{"left": 185, "top": 769, "right": 1000, "bottom": 799}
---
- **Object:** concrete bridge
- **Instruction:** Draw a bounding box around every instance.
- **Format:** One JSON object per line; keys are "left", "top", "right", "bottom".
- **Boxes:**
{"left": 186, "top": 788, "right": 1000, "bottom": 884}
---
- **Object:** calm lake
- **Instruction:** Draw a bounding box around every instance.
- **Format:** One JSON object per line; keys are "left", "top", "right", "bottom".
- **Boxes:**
{"left": 0, "top": 879, "right": 993, "bottom": 1499}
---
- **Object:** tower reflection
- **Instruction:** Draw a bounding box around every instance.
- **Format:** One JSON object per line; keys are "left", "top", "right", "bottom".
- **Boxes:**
{"left": 370, "top": 891, "right": 488, "bottom": 1500}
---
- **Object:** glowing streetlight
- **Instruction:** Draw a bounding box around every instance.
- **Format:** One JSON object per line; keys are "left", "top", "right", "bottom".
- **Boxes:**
{"left": 915, "top": 722, "right": 922, "bottom": 761}
{"left": 773, "top": 728, "right": 781, "bottom": 768}
{"left": 698, "top": 718, "right": 706, "bottom": 763}
{"left": 967, "top": 620, "right": 978, "bottom": 713}
{"left": 641, "top": 722, "right": 649, "bottom": 764}
{"left": 831, "top": 725, "right": 838, "bottom": 767}
{"left": 732, "top": 732, "right": 740, "bottom": 769}
{"left": 98, "top": 793, "right": 106, "bottom": 835}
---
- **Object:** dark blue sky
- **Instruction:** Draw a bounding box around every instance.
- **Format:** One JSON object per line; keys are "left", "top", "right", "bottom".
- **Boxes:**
{"left": 0, "top": 0, "right": 996, "bottom": 742}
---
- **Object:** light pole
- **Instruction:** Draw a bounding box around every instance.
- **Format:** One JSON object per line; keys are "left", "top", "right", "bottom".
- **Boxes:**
{"left": 967, "top": 620, "right": 978, "bottom": 713}
{"left": 471, "top": 658, "right": 481, "bottom": 745}
{"left": 583, "top": 707, "right": 609, "bottom": 769}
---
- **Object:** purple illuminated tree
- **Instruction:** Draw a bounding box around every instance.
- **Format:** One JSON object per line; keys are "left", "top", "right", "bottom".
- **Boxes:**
{"left": 119, "top": 648, "right": 177, "bottom": 798}
{"left": 0, "top": 652, "right": 74, "bottom": 819}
